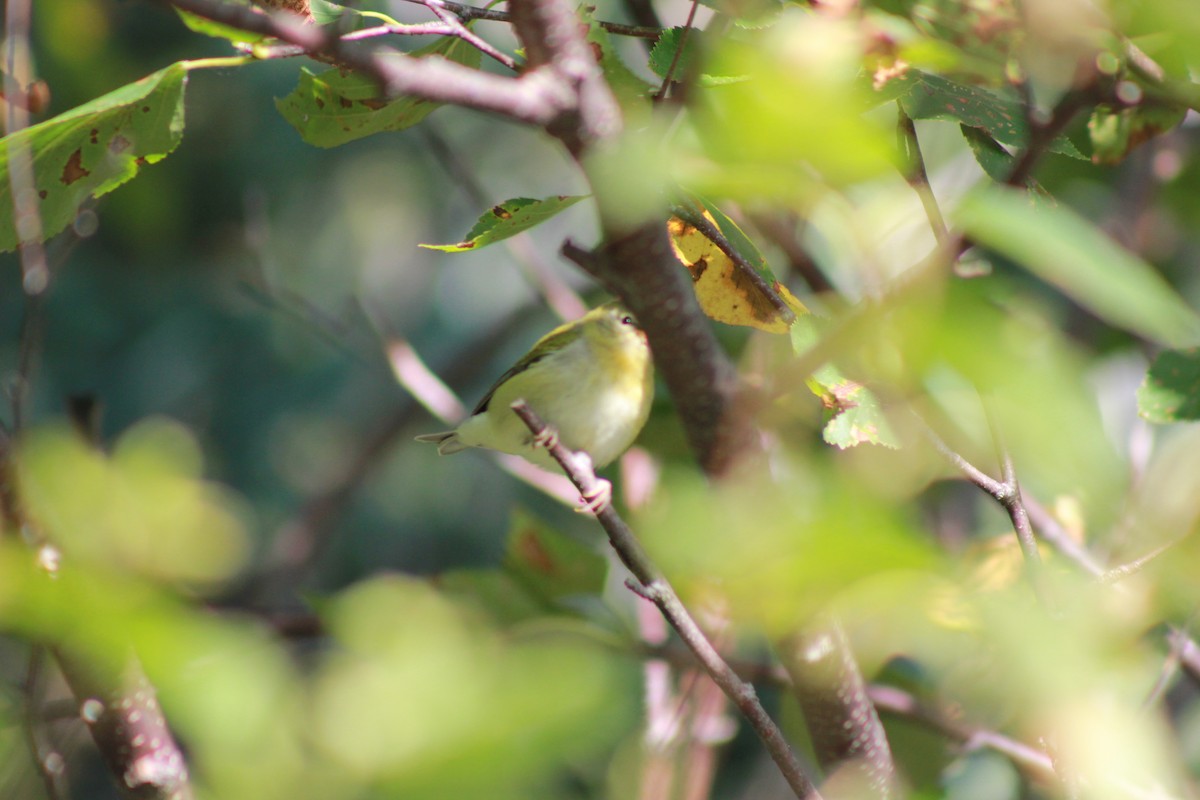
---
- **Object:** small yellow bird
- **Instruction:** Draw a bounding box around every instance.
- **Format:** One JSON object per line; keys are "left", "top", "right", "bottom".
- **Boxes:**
{"left": 415, "top": 302, "right": 654, "bottom": 474}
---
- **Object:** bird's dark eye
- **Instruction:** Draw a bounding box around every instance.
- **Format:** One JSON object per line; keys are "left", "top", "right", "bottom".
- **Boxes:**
{"left": 621, "top": 315, "right": 634, "bottom": 326}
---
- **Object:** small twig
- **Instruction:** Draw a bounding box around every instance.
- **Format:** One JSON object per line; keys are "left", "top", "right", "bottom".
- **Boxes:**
{"left": 896, "top": 107, "right": 948, "bottom": 242}
{"left": 868, "top": 684, "right": 1057, "bottom": 782}
{"left": 1144, "top": 610, "right": 1199, "bottom": 709}
{"left": 510, "top": 400, "right": 822, "bottom": 800}
{"left": 653, "top": 2, "right": 699, "bottom": 100}
{"left": 417, "top": 0, "right": 517, "bottom": 70}
{"left": 920, "top": 418, "right": 1052, "bottom": 610}
{"left": 1006, "top": 89, "right": 1091, "bottom": 188}
{"left": 1102, "top": 539, "right": 1177, "bottom": 584}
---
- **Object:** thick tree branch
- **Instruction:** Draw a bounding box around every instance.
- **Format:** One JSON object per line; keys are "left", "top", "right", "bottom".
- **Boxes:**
{"left": 510, "top": 401, "right": 822, "bottom": 800}
{"left": 780, "top": 624, "right": 897, "bottom": 796}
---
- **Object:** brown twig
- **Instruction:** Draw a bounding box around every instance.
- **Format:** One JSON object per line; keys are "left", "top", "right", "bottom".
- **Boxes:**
{"left": 868, "top": 684, "right": 1056, "bottom": 782}
{"left": 414, "top": 0, "right": 516, "bottom": 70}
{"left": 510, "top": 400, "right": 822, "bottom": 800}
{"left": 921, "top": 418, "right": 1052, "bottom": 611}
{"left": 653, "top": 3, "right": 699, "bottom": 100}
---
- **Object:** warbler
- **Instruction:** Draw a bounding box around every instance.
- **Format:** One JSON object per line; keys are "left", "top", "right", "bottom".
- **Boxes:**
{"left": 415, "top": 302, "right": 654, "bottom": 473}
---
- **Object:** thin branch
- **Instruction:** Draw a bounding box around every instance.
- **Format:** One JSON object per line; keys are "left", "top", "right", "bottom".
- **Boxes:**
{"left": 415, "top": 0, "right": 516, "bottom": 70}
{"left": 868, "top": 685, "right": 1056, "bottom": 782}
{"left": 920, "top": 418, "right": 1052, "bottom": 610}
{"left": 510, "top": 400, "right": 822, "bottom": 800}
{"left": 896, "top": 107, "right": 948, "bottom": 242}
{"left": 1005, "top": 88, "right": 1092, "bottom": 188}
{"left": 653, "top": 4, "right": 699, "bottom": 100}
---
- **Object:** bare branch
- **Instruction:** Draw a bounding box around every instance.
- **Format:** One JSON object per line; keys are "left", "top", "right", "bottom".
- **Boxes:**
{"left": 510, "top": 400, "right": 822, "bottom": 800}
{"left": 161, "top": 0, "right": 576, "bottom": 126}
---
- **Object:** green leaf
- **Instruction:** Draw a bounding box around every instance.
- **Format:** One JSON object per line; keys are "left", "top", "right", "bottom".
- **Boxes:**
{"left": 649, "top": 27, "right": 695, "bottom": 80}
{"left": 959, "top": 124, "right": 1014, "bottom": 182}
{"left": 0, "top": 63, "right": 189, "bottom": 253}
{"left": 792, "top": 315, "right": 900, "bottom": 449}
{"left": 580, "top": 7, "right": 655, "bottom": 104}
{"left": 819, "top": 380, "right": 901, "bottom": 449}
{"left": 956, "top": 186, "right": 1200, "bottom": 347}
{"left": 1088, "top": 100, "right": 1187, "bottom": 166}
{"left": 1138, "top": 348, "right": 1200, "bottom": 423}
{"left": 419, "top": 195, "right": 588, "bottom": 252}
{"left": 893, "top": 70, "right": 1086, "bottom": 160}
{"left": 648, "top": 28, "right": 747, "bottom": 88}
{"left": 275, "top": 37, "right": 481, "bottom": 148}
{"left": 176, "top": 1, "right": 266, "bottom": 44}
{"left": 309, "top": 0, "right": 345, "bottom": 25}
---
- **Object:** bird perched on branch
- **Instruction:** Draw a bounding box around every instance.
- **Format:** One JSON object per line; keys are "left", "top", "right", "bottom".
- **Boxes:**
{"left": 416, "top": 301, "right": 655, "bottom": 476}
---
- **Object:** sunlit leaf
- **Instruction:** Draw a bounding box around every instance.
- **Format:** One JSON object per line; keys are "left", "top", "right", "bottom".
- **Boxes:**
{"left": 956, "top": 186, "right": 1200, "bottom": 347}
{"left": 176, "top": 0, "right": 266, "bottom": 44}
{"left": 275, "top": 37, "right": 482, "bottom": 148}
{"left": 0, "top": 63, "right": 188, "bottom": 253}
{"left": 668, "top": 203, "right": 803, "bottom": 332}
{"left": 790, "top": 314, "right": 900, "bottom": 448}
{"left": 420, "top": 195, "right": 587, "bottom": 252}
{"left": 1138, "top": 347, "right": 1200, "bottom": 422}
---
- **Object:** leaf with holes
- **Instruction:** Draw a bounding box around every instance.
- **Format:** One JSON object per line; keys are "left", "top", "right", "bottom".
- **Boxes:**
{"left": 0, "top": 62, "right": 188, "bottom": 254}
{"left": 275, "top": 36, "right": 481, "bottom": 148}
{"left": 420, "top": 195, "right": 588, "bottom": 253}
{"left": 1138, "top": 348, "right": 1200, "bottom": 423}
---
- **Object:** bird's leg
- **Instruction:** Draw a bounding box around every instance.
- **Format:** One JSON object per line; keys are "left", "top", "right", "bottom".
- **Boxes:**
{"left": 568, "top": 450, "right": 612, "bottom": 515}
{"left": 531, "top": 425, "right": 559, "bottom": 451}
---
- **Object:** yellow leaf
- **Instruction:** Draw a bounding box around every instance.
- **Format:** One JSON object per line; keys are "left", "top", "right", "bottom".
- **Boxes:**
{"left": 667, "top": 212, "right": 805, "bottom": 333}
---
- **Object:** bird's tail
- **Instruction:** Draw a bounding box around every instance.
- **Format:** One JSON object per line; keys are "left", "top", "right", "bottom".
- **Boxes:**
{"left": 414, "top": 431, "right": 470, "bottom": 455}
